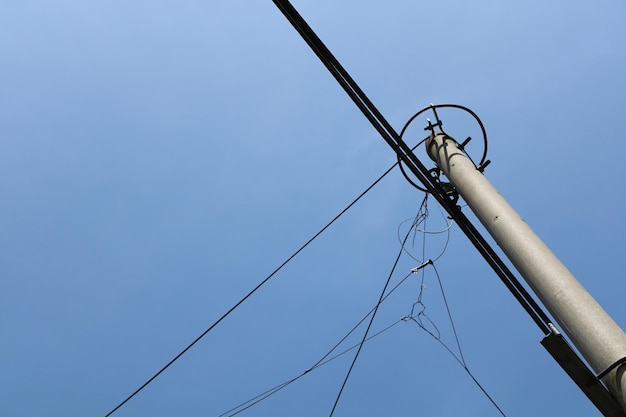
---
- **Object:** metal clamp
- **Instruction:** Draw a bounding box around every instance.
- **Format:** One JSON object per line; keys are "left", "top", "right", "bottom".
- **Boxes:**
{"left": 597, "top": 357, "right": 626, "bottom": 380}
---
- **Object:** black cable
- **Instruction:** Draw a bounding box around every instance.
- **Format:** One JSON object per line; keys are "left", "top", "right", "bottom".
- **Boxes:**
{"left": 223, "top": 319, "right": 405, "bottom": 416}
{"left": 272, "top": 0, "right": 553, "bottom": 335}
{"left": 397, "top": 137, "right": 429, "bottom": 192}
{"left": 222, "top": 263, "right": 427, "bottom": 415}
{"left": 404, "top": 262, "right": 507, "bottom": 417}
{"left": 272, "top": 0, "right": 415, "bottom": 168}
{"left": 231, "top": 260, "right": 416, "bottom": 416}
{"left": 328, "top": 218, "right": 416, "bottom": 416}
{"left": 103, "top": 162, "right": 399, "bottom": 417}
{"left": 399, "top": 204, "right": 505, "bottom": 415}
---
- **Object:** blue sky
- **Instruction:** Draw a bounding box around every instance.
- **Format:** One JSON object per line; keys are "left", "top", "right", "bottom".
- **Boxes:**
{"left": 1, "top": 1, "right": 625, "bottom": 416}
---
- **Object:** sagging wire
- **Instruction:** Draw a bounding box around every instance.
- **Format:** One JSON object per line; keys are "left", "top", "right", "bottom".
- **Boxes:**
{"left": 220, "top": 268, "right": 420, "bottom": 416}
{"left": 220, "top": 319, "right": 405, "bottom": 417}
{"left": 220, "top": 193, "right": 502, "bottom": 416}
{"left": 398, "top": 194, "right": 452, "bottom": 264}
{"left": 221, "top": 197, "right": 437, "bottom": 416}
{"left": 402, "top": 261, "right": 507, "bottom": 417}
{"left": 222, "top": 188, "right": 505, "bottom": 416}
{"left": 395, "top": 196, "right": 506, "bottom": 416}
{"left": 327, "top": 204, "right": 424, "bottom": 417}
{"left": 407, "top": 260, "right": 440, "bottom": 340}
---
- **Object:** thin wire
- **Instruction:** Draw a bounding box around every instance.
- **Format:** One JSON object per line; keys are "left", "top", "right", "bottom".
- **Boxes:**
{"left": 400, "top": 206, "right": 502, "bottom": 414}
{"left": 398, "top": 196, "right": 452, "bottom": 264}
{"left": 310, "top": 272, "right": 413, "bottom": 371}
{"left": 222, "top": 319, "right": 405, "bottom": 416}
{"left": 328, "top": 217, "right": 417, "bottom": 416}
{"left": 273, "top": 0, "right": 553, "bottom": 336}
{"left": 399, "top": 195, "right": 428, "bottom": 263}
{"left": 220, "top": 265, "right": 423, "bottom": 416}
{"left": 397, "top": 137, "right": 429, "bottom": 192}
{"left": 104, "top": 162, "right": 399, "bottom": 417}
{"left": 404, "top": 262, "right": 507, "bottom": 417}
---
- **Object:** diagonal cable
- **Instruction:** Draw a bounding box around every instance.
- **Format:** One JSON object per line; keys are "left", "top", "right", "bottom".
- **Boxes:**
{"left": 104, "top": 162, "right": 398, "bottom": 417}
{"left": 272, "top": 0, "right": 553, "bottom": 334}
{"left": 328, "top": 216, "right": 416, "bottom": 416}
{"left": 221, "top": 265, "right": 424, "bottom": 416}
{"left": 405, "top": 261, "right": 506, "bottom": 416}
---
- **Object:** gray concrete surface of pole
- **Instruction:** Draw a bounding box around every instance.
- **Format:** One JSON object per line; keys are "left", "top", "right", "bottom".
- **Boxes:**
{"left": 426, "top": 132, "right": 626, "bottom": 411}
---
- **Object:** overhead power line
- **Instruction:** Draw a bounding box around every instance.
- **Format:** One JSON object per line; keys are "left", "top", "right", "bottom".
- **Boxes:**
{"left": 104, "top": 160, "right": 399, "bottom": 416}
{"left": 271, "top": 0, "right": 553, "bottom": 335}
{"left": 221, "top": 195, "right": 506, "bottom": 416}
{"left": 328, "top": 200, "right": 416, "bottom": 416}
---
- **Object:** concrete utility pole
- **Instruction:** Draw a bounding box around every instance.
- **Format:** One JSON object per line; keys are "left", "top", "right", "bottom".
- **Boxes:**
{"left": 426, "top": 132, "right": 626, "bottom": 412}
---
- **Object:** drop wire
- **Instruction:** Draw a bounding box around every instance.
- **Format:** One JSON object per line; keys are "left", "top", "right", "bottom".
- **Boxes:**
{"left": 328, "top": 214, "right": 417, "bottom": 416}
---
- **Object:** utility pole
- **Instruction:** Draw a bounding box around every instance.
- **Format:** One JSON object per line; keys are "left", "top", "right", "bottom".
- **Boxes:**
{"left": 426, "top": 132, "right": 626, "bottom": 412}
{"left": 272, "top": 1, "right": 626, "bottom": 413}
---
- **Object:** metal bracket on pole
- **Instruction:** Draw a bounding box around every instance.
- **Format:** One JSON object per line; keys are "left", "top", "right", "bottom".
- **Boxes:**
{"left": 541, "top": 331, "right": 626, "bottom": 417}
{"left": 597, "top": 358, "right": 626, "bottom": 380}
